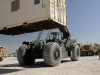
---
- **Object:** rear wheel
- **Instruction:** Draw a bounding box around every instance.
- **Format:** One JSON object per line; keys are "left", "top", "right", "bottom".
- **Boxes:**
{"left": 43, "top": 42, "right": 62, "bottom": 67}
{"left": 70, "top": 45, "right": 80, "bottom": 61}
{"left": 17, "top": 44, "right": 35, "bottom": 66}
{"left": 0, "top": 57, "right": 3, "bottom": 61}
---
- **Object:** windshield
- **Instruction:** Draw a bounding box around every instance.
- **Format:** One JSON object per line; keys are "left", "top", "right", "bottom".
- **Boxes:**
{"left": 49, "top": 34, "right": 54, "bottom": 40}
{"left": 49, "top": 33, "right": 62, "bottom": 40}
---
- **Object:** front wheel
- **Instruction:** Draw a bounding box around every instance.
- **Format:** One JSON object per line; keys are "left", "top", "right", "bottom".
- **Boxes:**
{"left": 70, "top": 45, "right": 80, "bottom": 61}
{"left": 43, "top": 42, "right": 62, "bottom": 67}
{"left": 17, "top": 44, "right": 35, "bottom": 66}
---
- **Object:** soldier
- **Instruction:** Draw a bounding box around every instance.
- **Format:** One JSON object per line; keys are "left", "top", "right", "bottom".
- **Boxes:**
{"left": 98, "top": 49, "right": 100, "bottom": 60}
{"left": 98, "top": 54, "right": 100, "bottom": 60}
{"left": 52, "top": 34, "right": 57, "bottom": 40}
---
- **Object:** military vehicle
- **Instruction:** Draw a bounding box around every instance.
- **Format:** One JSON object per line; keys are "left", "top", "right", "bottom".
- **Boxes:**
{"left": 77, "top": 43, "right": 99, "bottom": 56}
{"left": 17, "top": 29, "right": 80, "bottom": 67}
{"left": 70, "top": 39, "right": 77, "bottom": 44}
{"left": 70, "top": 40, "right": 93, "bottom": 56}
{"left": 0, "top": 46, "right": 8, "bottom": 61}
{"left": 77, "top": 44, "right": 94, "bottom": 56}
{"left": 0, "top": 0, "right": 80, "bottom": 66}
{"left": 94, "top": 43, "right": 100, "bottom": 55}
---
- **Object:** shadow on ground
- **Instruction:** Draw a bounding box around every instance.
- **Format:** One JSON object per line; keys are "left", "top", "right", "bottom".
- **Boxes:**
{"left": 0, "top": 60, "right": 72, "bottom": 69}
{"left": 0, "top": 61, "right": 47, "bottom": 68}
{"left": 0, "top": 68, "right": 23, "bottom": 74}
{"left": 61, "top": 60, "right": 72, "bottom": 63}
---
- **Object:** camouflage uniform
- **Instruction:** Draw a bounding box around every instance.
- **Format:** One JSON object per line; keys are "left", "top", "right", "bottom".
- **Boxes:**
{"left": 98, "top": 49, "right": 100, "bottom": 60}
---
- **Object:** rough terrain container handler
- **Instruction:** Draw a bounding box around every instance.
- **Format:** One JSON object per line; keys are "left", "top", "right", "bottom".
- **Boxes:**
{"left": 17, "top": 28, "right": 80, "bottom": 66}
{"left": 0, "top": 0, "right": 80, "bottom": 66}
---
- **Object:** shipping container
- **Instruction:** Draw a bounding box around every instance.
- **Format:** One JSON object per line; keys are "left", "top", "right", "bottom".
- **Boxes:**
{"left": 0, "top": 0, "right": 68, "bottom": 35}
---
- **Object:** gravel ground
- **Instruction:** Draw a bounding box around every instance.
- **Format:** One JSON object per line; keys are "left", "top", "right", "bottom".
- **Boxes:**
{"left": 0, "top": 56, "right": 100, "bottom": 75}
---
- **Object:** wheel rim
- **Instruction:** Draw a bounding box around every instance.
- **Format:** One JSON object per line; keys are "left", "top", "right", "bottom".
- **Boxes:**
{"left": 77, "top": 48, "right": 80, "bottom": 56}
{"left": 53, "top": 48, "right": 60, "bottom": 60}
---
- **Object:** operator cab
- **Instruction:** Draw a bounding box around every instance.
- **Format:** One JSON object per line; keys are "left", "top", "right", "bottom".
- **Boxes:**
{"left": 46, "top": 32, "right": 67, "bottom": 45}
{"left": 49, "top": 32, "right": 63, "bottom": 41}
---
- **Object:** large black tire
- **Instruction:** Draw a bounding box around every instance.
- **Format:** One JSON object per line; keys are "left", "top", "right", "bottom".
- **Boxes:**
{"left": 43, "top": 42, "right": 62, "bottom": 67}
{"left": 70, "top": 45, "right": 80, "bottom": 61}
{"left": 17, "top": 44, "right": 35, "bottom": 66}
{"left": 0, "top": 57, "right": 4, "bottom": 61}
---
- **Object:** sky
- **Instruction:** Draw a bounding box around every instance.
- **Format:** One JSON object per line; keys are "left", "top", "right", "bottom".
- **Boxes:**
{"left": 0, "top": 0, "right": 100, "bottom": 53}
{"left": 67, "top": 0, "right": 100, "bottom": 44}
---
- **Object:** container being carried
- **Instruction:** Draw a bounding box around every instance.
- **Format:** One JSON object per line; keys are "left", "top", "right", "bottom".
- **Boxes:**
{"left": 0, "top": 0, "right": 67, "bottom": 35}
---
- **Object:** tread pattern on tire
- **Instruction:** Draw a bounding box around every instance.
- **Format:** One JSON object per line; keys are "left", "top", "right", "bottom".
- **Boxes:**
{"left": 71, "top": 45, "right": 80, "bottom": 61}
{"left": 43, "top": 42, "right": 61, "bottom": 67}
{"left": 17, "top": 44, "right": 27, "bottom": 65}
{"left": 17, "top": 44, "right": 35, "bottom": 66}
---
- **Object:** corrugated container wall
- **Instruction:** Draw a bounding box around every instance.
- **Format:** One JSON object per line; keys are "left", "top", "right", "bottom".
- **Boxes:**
{"left": 50, "top": 0, "right": 67, "bottom": 25}
{"left": 0, "top": 0, "right": 67, "bottom": 35}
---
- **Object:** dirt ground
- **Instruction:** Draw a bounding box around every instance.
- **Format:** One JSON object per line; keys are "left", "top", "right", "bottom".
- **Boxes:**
{"left": 0, "top": 56, "right": 100, "bottom": 75}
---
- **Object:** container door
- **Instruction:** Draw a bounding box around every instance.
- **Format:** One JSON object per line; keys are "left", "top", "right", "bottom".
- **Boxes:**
{"left": 50, "top": 0, "right": 59, "bottom": 21}
{"left": 58, "top": 0, "right": 67, "bottom": 24}
{"left": 50, "top": 0, "right": 67, "bottom": 25}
